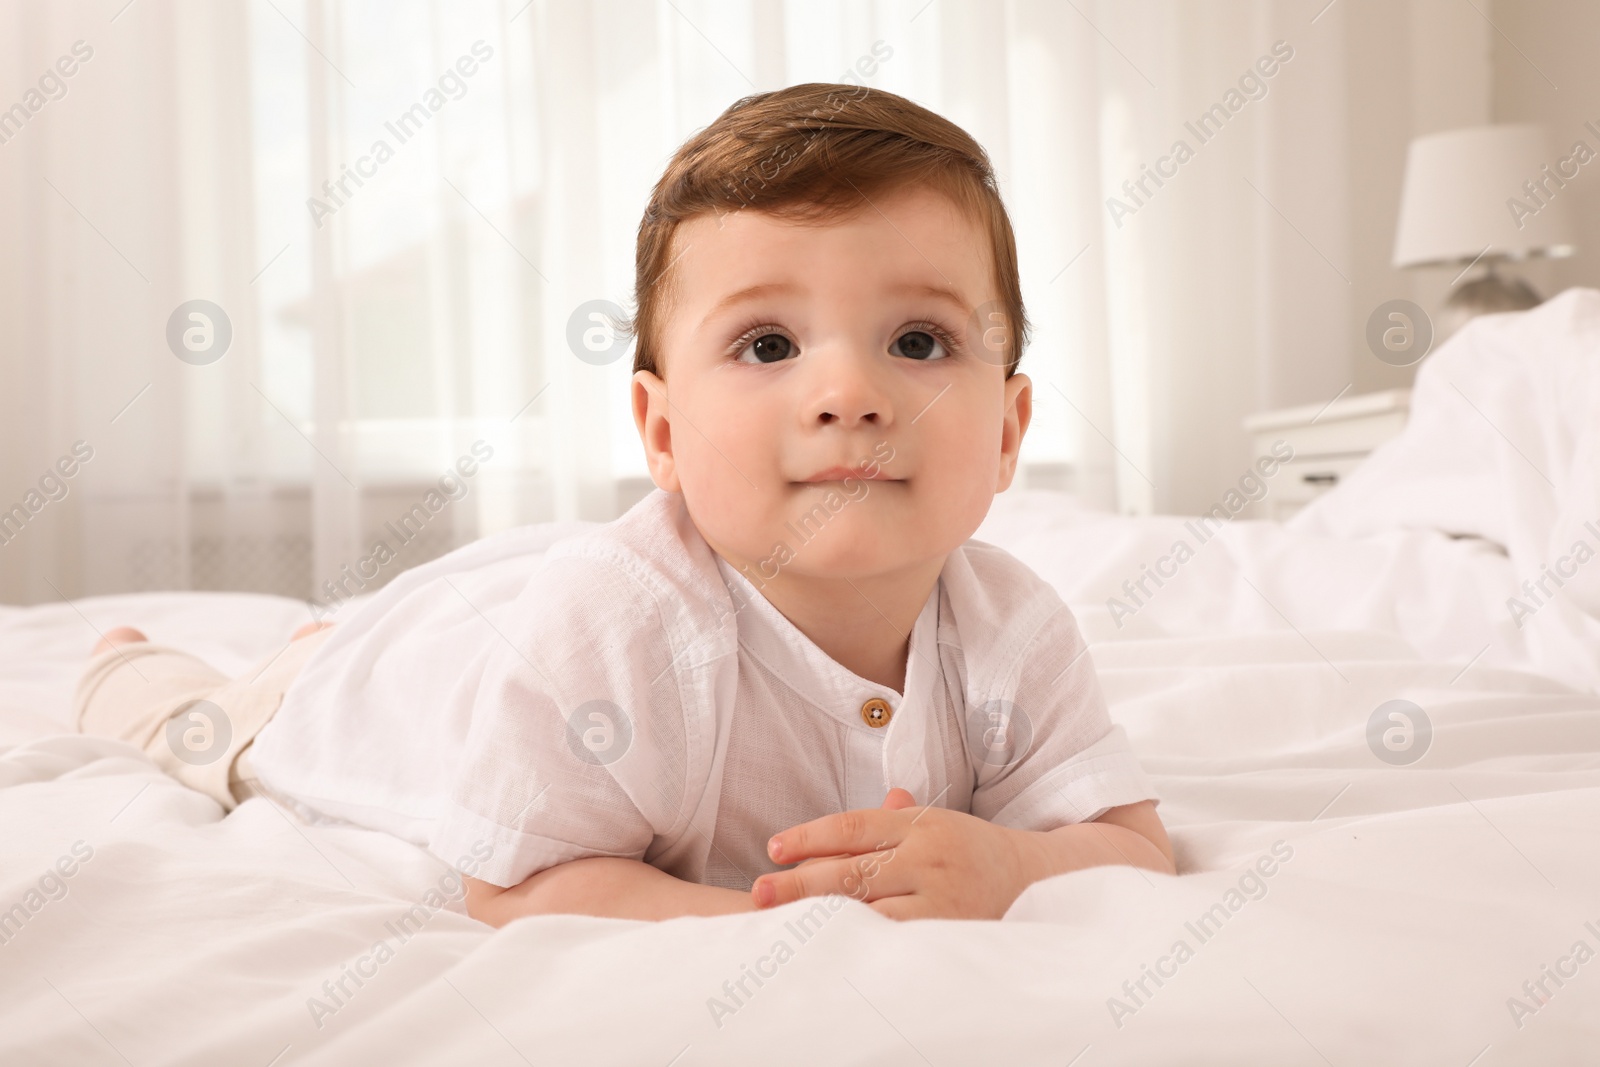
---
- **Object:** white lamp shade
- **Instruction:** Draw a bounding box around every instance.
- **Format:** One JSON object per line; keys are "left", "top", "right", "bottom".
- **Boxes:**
{"left": 1392, "top": 124, "right": 1577, "bottom": 268}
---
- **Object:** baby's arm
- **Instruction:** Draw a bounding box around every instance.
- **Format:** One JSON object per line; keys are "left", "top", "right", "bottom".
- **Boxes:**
{"left": 464, "top": 859, "right": 755, "bottom": 925}
{"left": 1039, "top": 799, "right": 1174, "bottom": 878}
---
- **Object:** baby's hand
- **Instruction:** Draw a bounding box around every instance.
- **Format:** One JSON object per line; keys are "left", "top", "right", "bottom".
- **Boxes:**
{"left": 751, "top": 788, "right": 1035, "bottom": 920}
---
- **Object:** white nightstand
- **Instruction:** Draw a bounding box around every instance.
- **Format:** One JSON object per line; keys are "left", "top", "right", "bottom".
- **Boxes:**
{"left": 1241, "top": 388, "right": 1410, "bottom": 521}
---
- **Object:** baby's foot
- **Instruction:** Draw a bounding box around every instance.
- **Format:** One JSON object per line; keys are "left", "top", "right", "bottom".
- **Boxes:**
{"left": 92, "top": 627, "right": 148, "bottom": 657}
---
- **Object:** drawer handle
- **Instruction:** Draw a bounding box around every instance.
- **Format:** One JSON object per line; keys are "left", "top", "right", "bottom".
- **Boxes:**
{"left": 1302, "top": 472, "right": 1339, "bottom": 485}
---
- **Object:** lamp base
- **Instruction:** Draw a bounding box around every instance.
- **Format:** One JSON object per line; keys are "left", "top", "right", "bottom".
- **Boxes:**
{"left": 1439, "top": 271, "right": 1542, "bottom": 339}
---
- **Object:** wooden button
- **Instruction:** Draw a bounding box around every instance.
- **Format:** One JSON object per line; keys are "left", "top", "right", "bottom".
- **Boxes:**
{"left": 860, "top": 698, "right": 893, "bottom": 728}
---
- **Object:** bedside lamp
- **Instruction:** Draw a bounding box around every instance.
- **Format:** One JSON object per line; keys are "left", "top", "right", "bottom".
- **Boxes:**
{"left": 1393, "top": 124, "right": 1577, "bottom": 338}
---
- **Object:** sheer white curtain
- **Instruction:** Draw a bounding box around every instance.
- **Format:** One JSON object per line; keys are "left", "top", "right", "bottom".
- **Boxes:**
{"left": 0, "top": 0, "right": 1454, "bottom": 605}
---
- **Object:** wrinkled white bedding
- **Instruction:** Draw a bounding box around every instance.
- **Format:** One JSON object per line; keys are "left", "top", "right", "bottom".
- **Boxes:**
{"left": 5, "top": 294, "right": 1600, "bottom": 1064}
{"left": 1293, "top": 286, "right": 1600, "bottom": 694}
{"left": 4, "top": 587, "right": 1598, "bottom": 1064}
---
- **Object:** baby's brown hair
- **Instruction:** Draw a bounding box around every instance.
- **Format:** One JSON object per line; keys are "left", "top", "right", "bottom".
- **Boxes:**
{"left": 627, "top": 82, "right": 1029, "bottom": 378}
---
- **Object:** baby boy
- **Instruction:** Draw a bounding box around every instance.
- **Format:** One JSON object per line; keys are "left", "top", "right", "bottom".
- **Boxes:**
{"left": 77, "top": 82, "right": 1173, "bottom": 924}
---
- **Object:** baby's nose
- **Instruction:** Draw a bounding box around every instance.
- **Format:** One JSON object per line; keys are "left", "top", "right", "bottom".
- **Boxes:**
{"left": 804, "top": 350, "right": 892, "bottom": 428}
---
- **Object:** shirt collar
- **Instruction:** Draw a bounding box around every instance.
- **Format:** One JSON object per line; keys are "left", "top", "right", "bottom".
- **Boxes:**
{"left": 714, "top": 554, "right": 942, "bottom": 731}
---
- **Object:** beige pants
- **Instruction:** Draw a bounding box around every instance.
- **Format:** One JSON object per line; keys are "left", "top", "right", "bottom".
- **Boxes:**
{"left": 73, "top": 628, "right": 333, "bottom": 811}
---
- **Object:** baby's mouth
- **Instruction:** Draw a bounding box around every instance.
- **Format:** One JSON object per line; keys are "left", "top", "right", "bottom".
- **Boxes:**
{"left": 797, "top": 465, "right": 894, "bottom": 484}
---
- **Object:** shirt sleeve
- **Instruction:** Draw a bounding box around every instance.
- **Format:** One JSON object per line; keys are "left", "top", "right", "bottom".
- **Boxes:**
{"left": 967, "top": 588, "right": 1160, "bottom": 831}
{"left": 428, "top": 550, "right": 695, "bottom": 888}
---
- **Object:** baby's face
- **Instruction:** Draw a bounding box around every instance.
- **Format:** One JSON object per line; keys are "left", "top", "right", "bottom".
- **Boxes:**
{"left": 633, "top": 184, "right": 1030, "bottom": 584}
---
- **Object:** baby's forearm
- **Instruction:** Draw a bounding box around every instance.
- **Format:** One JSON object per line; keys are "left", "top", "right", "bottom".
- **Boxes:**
{"left": 464, "top": 858, "right": 756, "bottom": 925}
{"left": 1021, "top": 802, "right": 1177, "bottom": 884}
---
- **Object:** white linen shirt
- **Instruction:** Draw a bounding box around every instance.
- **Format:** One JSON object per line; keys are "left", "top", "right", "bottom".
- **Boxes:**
{"left": 250, "top": 490, "right": 1158, "bottom": 891}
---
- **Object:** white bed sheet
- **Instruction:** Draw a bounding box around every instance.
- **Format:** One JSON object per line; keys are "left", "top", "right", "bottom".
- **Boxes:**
{"left": 4, "top": 499, "right": 1599, "bottom": 1065}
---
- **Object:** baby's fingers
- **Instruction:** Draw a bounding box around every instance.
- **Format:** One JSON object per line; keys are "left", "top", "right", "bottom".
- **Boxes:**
{"left": 881, "top": 787, "right": 916, "bottom": 810}
{"left": 787, "top": 791, "right": 914, "bottom": 868}
{"left": 769, "top": 807, "right": 906, "bottom": 864}
{"left": 793, "top": 852, "right": 848, "bottom": 869}
{"left": 752, "top": 850, "right": 907, "bottom": 909}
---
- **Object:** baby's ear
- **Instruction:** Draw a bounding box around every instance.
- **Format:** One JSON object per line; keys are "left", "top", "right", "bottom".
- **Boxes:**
{"left": 996, "top": 371, "right": 1033, "bottom": 491}
{"left": 632, "top": 370, "right": 679, "bottom": 492}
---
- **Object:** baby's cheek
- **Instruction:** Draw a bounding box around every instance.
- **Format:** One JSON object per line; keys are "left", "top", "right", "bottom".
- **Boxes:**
{"left": 674, "top": 399, "right": 759, "bottom": 489}
{"left": 923, "top": 418, "right": 1004, "bottom": 491}
{"left": 674, "top": 446, "right": 785, "bottom": 556}
{"left": 679, "top": 464, "right": 750, "bottom": 532}
{"left": 697, "top": 406, "right": 774, "bottom": 480}
{"left": 913, "top": 434, "right": 1007, "bottom": 541}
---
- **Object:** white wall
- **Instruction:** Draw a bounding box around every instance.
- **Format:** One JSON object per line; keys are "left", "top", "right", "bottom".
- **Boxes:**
{"left": 1488, "top": 0, "right": 1600, "bottom": 301}
{"left": 1343, "top": 0, "right": 1492, "bottom": 399}
{"left": 1117, "top": 0, "right": 1496, "bottom": 516}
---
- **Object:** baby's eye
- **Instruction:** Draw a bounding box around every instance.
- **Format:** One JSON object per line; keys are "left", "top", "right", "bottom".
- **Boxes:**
{"left": 890, "top": 329, "right": 948, "bottom": 361}
{"left": 736, "top": 333, "right": 796, "bottom": 364}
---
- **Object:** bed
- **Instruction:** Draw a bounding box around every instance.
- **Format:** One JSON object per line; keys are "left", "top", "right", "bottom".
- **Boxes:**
{"left": 5, "top": 291, "right": 1599, "bottom": 1064}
